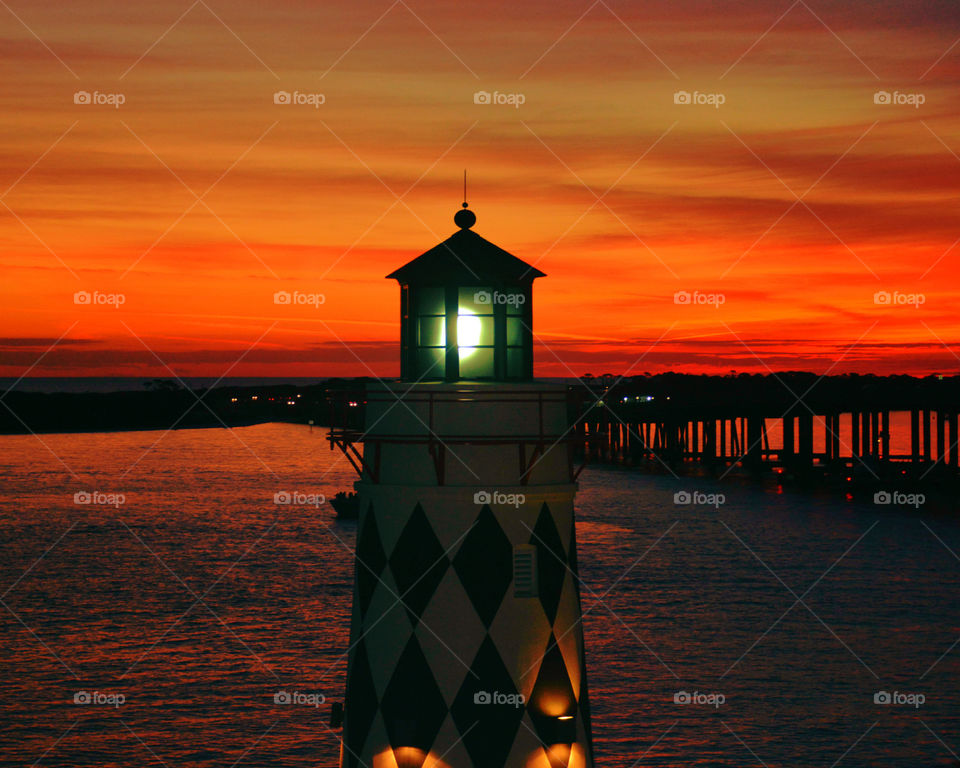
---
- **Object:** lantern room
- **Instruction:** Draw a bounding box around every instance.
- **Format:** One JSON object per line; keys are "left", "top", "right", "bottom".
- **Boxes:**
{"left": 387, "top": 205, "right": 545, "bottom": 382}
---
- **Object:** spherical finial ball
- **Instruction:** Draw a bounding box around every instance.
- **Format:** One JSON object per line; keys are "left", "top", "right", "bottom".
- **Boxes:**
{"left": 454, "top": 208, "right": 476, "bottom": 229}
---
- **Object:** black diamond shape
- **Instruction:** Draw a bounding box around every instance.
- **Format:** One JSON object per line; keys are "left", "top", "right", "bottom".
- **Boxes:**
{"left": 380, "top": 634, "right": 448, "bottom": 753}
{"left": 567, "top": 514, "right": 579, "bottom": 574}
{"left": 567, "top": 514, "right": 594, "bottom": 755}
{"left": 356, "top": 505, "right": 387, "bottom": 619}
{"left": 388, "top": 504, "right": 449, "bottom": 625}
{"left": 528, "top": 633, "right": 578, "bottom": 745}
{"left": 529, "top": 503, "right": 566, "bottom": 625}
{"left": 452, "top": 505, "right": 513, "bottom": 627}
{"left": 450, "top": 635, "right": 525, "bottom": 767}
{"left": 344, "top": 638, "right": 378, "bottom": 768}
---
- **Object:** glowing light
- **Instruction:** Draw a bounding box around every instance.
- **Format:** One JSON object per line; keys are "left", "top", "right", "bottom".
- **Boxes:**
{"left": 457, "top": 309, "right": 482, "bottom": 354}
{"left": 374, "top": 747, "right": 450, "bottom": 768}
{"left": 557, "top": 715, "right": 573, "bottom": 720}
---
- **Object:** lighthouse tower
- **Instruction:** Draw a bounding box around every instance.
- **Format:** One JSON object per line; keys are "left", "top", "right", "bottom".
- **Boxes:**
{"left": 337, "top": 205, "right": 594, "bottom": 768}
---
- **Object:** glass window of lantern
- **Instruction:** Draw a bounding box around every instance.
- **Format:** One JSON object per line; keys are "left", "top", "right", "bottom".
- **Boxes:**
{"left": 415, "top": 286, "right": 446, "bottom": 378}
{"left": 457, "top": 287, "right": 495, "bottom": 378}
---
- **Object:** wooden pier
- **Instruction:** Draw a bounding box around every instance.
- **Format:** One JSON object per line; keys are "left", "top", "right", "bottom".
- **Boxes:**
{"left": 570, "top": 373, "right": 960, "bottom": 485}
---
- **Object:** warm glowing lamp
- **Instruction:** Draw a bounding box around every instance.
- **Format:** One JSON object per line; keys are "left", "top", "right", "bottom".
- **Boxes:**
{"left": 387, "top": 204, "right": 542, "bottom": 381}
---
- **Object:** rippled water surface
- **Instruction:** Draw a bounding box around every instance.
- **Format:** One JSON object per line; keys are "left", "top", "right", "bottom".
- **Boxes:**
{"left": 1, "top": 424, "right": 958, "bottom": 767}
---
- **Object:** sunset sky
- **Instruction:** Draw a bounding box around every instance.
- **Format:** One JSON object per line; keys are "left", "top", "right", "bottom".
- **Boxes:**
{"left": 2, "top": 0, "right": 960, "bottom": 379}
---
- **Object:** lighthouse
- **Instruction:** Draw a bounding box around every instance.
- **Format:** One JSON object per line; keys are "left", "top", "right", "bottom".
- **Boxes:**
{"left": 336, "top": 204, "right": 594, "bottom": 768}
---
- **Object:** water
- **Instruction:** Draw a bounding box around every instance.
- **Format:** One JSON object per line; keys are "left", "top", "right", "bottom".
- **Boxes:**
{"left": 0, "top": 424, "right": 957, "bottom": 767}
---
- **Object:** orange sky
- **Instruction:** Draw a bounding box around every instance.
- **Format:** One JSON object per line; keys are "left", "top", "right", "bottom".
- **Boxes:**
{"left": 2, "top": 0, "right": 960, "bottom": 379}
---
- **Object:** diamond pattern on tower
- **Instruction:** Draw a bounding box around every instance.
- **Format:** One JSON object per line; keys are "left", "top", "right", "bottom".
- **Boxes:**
{"left": 380, "top": 634, "right": 449, "bottom": 753}
{"left": 529, "top": 633, "right": 578, "bottom": 745}
{"left": 450, "top": 635, "right": 526, "bottom": 768}
{"left": 388, "top": 503, "right": 449, "bottom": 625}
{"left": 529, "top": 503, "right": 566, "bottom": 625}
{"left": 356, "top": 506, "right": 387, "bottom": 619}
{"left": 568, "top": 515, "right": 595, "bottom": 757}
{"left": 452, "top": 505, "right": 513, "bottom": 628}
{"left": 344, "top": 638, "right": 378, "bottom": 768}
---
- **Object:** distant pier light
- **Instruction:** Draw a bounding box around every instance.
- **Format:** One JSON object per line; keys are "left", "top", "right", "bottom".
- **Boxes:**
{"left": 387, "top": 204, "right": 543, "bottom": 382}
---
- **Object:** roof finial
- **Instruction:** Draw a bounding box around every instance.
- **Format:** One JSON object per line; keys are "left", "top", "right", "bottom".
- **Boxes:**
{"left": 454, "top": 170, "right": 476, "bottom": 229}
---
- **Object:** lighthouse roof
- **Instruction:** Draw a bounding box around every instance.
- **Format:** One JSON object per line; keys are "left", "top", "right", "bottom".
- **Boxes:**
{"left": 386, "top": 210, "right": 545, "bottom": 285}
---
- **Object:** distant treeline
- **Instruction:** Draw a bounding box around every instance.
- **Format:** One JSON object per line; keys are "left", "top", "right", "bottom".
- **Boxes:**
{"left": 574, "top": 371, "right": 960, "bottom": 416}
{"left": 1, "top": 373, "right": 957, "bottom": 435}
{"left": 0, "top": 380, "right": 332, "bottom": 435}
